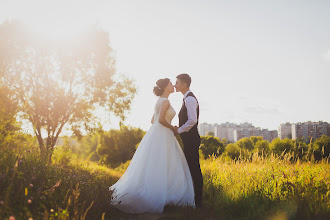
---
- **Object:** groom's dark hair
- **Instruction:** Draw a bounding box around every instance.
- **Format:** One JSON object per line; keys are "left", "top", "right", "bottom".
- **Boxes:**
{"left": 176, "top": 73, "right": 191, "bottom": 87}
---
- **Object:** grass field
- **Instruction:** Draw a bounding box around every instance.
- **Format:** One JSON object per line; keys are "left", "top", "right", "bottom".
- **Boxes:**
{"left": 1, "top": 149, "right": 330, "bottom": 219}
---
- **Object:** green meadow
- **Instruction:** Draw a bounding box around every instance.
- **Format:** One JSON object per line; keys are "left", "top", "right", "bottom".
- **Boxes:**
{"left": 1, "top": 140, "right": 329, "bottom": 220}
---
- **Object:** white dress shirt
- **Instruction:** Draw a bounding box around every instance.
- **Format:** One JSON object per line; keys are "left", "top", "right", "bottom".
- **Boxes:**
{"left": 178, "top": 90, "right": 198, "bottom": 134}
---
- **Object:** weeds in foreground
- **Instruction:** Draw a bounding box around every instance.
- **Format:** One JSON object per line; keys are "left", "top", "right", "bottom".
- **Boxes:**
{"left": 1, "top": 148, "right": 330, "bottom": 219}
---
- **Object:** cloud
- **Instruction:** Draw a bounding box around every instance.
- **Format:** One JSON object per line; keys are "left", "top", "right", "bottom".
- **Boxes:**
{"left": 323, "top": 49, "right": 330, "bottom": 62}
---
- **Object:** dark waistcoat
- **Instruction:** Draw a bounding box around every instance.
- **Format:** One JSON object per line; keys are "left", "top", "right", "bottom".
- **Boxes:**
{"left": 179, "top": 92, "right": 200, "bottom": 140}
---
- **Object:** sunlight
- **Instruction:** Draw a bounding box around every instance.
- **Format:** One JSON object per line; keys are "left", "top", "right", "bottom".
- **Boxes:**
{"left": 26, "top": 17, "right": 90, "bottom": 41}
{"left": 16, "top": 0, "right": 98, "bottom": 41}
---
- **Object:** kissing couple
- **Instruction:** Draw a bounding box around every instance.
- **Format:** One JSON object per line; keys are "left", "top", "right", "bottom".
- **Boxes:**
{"left": 109, "top": 73, "right": 203, "bottom": 214}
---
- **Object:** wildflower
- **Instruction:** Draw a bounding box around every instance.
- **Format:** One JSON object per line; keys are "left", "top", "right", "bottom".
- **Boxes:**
{"left": 9, "top": 216, "right": 15, "bottom": 220}
{"left": 27, "top": 199, "right": 32, "bottom": 204}
{"left": 29, "top": 184, "right": 33, "bottom": 187}
{"left": 0, "top": 201, "right": 4, "bottom": 205}
{"left": 54, "top": 180, "right": 61, "bottom": 188}
{"left": 28, "top": 218, "right": 33, "bottom": 220}
{"left": 50, "top": 209, "right": 54, "bottom": 213}
{"left": 27, "top": 150, "right": 31, "bottom": 153}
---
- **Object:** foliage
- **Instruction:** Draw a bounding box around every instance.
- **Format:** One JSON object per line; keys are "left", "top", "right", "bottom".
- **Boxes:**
{"left": 97, "top": 126, "right": 146, "bottom": 167}
{"left": 250, "top": 136, "right": 263, "bottom": 145}
{"left": 0, "top": 149, "right": 122, "bottom": 220}
{"left": 0, "top": 85, "right": 20, "bottom": 147}
{"left": 313, "top": 135, "right": 330, "bottom": 160}
{"left": 200, "top": 136, "right": 224, "bottom": 159}
{"left": 0, "top": 20, "right": 136, "bottom": 160}
{"left": 236, "top": 137, "right": 254, "bottom": 151}
{"left": 1, "top": 134, "right": 330, "bottom": 219}
{"left": 270, "top": 138, "right": 294, "bottom": 155}
{"left": 225, "top": 143, "right": 241, "bottom": 159}
{"left": 202, "top": 154, "right": 330, "bottom": 219}
{"left": 254, "top": 139, "right": 270, "bottom": 155}
{"left": 200, "top": 134, "right": 330, "bottom": 162}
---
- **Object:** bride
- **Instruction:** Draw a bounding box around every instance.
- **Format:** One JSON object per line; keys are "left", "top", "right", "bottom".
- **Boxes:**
{"left": 109, "top": 78, "right": 195, "bottom": 214}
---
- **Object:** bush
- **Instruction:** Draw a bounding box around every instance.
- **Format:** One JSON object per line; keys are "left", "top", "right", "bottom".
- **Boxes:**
{"left": 270, "top": 138, "right": 294, "bottom": 155}
{"left": 313, "top": 135, "right": 330, "bottom": 160}
{"left": 97, "top": 126, "right": 145, "bottom": 167}
{"left": 250, "top": 136, "right": 263, "bottom": 146}
{"left": 254, "top": 140, "right": 270, "bottom": 155}
{"left": 0, "top": 149, "right": 120, "bottom": 219}
{"left": 200, "top": 136, "right": 224, "bottom": 159}
{"left": 236, "top": 137, "right": 254, "bottom": 151}
{"left": 225, "top": 143, "right": 240, "bottom": 159}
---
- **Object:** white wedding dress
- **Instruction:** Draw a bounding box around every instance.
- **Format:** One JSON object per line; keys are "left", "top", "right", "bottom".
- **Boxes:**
{"left": 109, "top": 97, "right": 195, "bottom": 213}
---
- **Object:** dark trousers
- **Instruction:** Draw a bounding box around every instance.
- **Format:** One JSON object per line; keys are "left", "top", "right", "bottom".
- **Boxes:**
{"left": 182, "top": 135, "right": 203, "bottom": 207}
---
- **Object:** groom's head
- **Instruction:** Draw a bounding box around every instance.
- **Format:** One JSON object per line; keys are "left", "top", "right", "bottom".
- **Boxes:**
{"left": 175, "top": 73, "right": 191, "bottom": 93}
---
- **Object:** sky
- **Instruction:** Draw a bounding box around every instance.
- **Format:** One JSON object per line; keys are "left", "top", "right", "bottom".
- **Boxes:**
{"left": 1, "top": 0, "right": 330, "bottom": 132}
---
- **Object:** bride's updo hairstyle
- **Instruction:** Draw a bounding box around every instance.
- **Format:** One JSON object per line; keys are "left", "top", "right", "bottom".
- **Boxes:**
{"left": 153, "top": 78, "right": 170, "bottom": 96}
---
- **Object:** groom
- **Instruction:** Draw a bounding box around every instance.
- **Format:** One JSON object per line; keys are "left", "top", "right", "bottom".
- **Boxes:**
{"left": 173, "top": 73, "right": 203, "bottom": 208}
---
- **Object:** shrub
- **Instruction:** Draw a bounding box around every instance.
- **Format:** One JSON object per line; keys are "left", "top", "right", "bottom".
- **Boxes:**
{"left": 236, "top": 137, "right": 254, "bottom": 151}
{"left": 225, "top": 143, "right": 240, "bottom": 159}
{"left": 200, "top": 136, "right": 224, "bottom": 159}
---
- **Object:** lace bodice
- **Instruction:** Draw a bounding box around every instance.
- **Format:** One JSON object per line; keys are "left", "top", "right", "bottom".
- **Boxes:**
{"left": 154, "top": 97, "right": 176, "bottom": 124}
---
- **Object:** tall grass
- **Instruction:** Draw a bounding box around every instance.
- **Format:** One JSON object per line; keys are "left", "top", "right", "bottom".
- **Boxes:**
{"left": 202, "top": 152, "right": 330, "bottom": 219}
{"left": 0, "top": 150, "right": 122, "bottom": 219}
{"left": 1, "top": 146, "right": 330, "bottom": 219}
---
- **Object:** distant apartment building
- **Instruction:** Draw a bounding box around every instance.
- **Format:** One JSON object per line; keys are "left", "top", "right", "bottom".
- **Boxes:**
{"left": 291, "top": 121, "right": 330, "bottom": 140}
{"left": 198, "top": 123, "right": 215, "bottom": 136}
{"left": 214, "top": 122, "right": 237, "bottom": 142}
{"left": 199, "top": 122, "right": 278, "bottom": 142}
{"left": 233, "top": 126, "right": 278, "bottom": 142}
{"left": 270, "top": 130, "right": 278, "bottom": 141}
{"left": 278, "top": 122, "right": 292, "bottom": 139}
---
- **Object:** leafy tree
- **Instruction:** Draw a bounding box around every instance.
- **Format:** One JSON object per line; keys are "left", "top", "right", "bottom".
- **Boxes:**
{"left": 0, "top": 20, "right": 136, "bottom": 160}
{"left": 269, "top": 138, "right": 294, "bottom": 155}
{"left": 250, "top": 136, "right": 263, "bottom": 146}
{"left": 200, "top": 136, "right": 224, "bottom": 159}
{"left": 292, "top": 139, "right": 308, "bottom": 159}
{"left": 313, "top": 135, "right": 330, "bottom": 160}
{"left": 236, "top": 137, "right": 254, "bottom": 151}
{"left": 0, "top": 85, "right": 20, "bottom": 147}
{"left": 225, "top": 143, "right": 240, "bottom": 159}
{"left": 254, "top": 140, "right": 270, "bottom": 155}
{"left": 77, "top": 132, "right": 101, "bottom": 160}
{"left": 97, "top": 126, "right": 145, "bottom": 167}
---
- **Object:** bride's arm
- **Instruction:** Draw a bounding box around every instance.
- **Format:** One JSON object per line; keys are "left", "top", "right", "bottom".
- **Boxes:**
{"left": 159, "top": 100, "right": 175, "bottom": 130}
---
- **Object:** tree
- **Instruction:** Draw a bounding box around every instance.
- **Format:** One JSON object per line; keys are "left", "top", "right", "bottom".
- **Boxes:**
{"left": 250, "top": 136, "right": 263, "bottom": 146}
{"left": 200, "top": 136, "right": 224, "bottom": 159}
{"left": 0, "top": 84, "right": 20, "bottom": 147}
{"left": 292, "top": 138, "right": 308, "bottom": 159}
{"left": 97, "top": 126, "right": 145, "bottom": 167}
{"left": 0, "top": 20, "right": 136, "bottom": 160}
{"left": 225, "top": 143, "right": 240, "bottom": 159}
{"left": 313, "top": 135, "right": 330, "bottom": 160}
{"left": 269, "top": 138, "right": 294, "bottom": 155}
{"left": 236, "top": 137, "right": 254, "bottom": 151}
{"left": 254, "top": 140, "right": 270, "bottom": 155}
